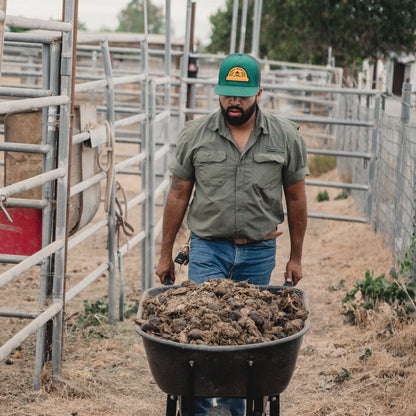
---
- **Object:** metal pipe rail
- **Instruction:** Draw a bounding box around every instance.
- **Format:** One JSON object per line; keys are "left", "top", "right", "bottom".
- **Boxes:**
{"left": 0, "top": 86, "right": 50, "bottom": 98}
{"left": 0, "top": 308, "right": 40, "bottom": 319}
{"left": 287, "top": 115, "right": 373, "bottom": 127}
{"left": 306, "top": 180, "right": 369, "bottom": 191}
{"left": 0, "top": 167, "right": 66, "bottom": 198}
{"left": 70, "top": 171, "right": 106, "bottom": 197}
{"left": 115, "top": 152, "right": 147, "bottom": 174}
{"left": 0, "top": 95, "right": 69, "bottom": 114}
{"left": 5, "top": 15, "right": 72, "bottom": 32}
{"left": 0, "top": 240, "right": 64, "bottom": 289}
{"left": 3, "top": 197, "right": 47, "bottom": 209}
{"left": 68, "top": 218, "right": 108, "bottom": 250}
{"left": 5, "top": 32, "right": 62, "bottom": 45}
{"left": 66, "top": 262, "right": 110, "bottom": 302}
{"left": 307, "top": 212, "right": 368, "bottom": 223}
{"left": 0, "top": 142, "right": 52, "bottom": 154}
{"left": 117, "top": 230, "right": 146, "bottom": 257}
{"left": 0, "top": 303, "right": 62, "bottom": 362}
{"left": 1, "top": 69, "right": 42, "bottom": 78}
{"left": 0, "top": 254, "right": 44, "bottom": 265}
{"left": 307, "top": 148, "right": 372, "bottom": 160}
{"left": 74, "top": 79, "right": 107, "bottom": 93}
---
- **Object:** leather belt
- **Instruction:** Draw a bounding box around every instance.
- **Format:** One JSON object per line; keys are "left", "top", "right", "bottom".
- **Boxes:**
{"left": 225, "top": 229, "right": 283, "bottom": 245}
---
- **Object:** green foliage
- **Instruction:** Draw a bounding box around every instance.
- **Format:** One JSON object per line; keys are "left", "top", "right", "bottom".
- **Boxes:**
{"left": 77, "top": 20, "right": 88, "bottom": 31}
{"left": 359, "top": 348, "right": 372, "bottom": 362}
{"left": 207, "top": 0, "right": 416, "bottom": 67}
{"left": 335, "top": 190, "right": 349, "bottom": 200}
{"left": 342, "top": 238, "right": 416, "bottom": 324}
{"left": 117, "top": 0, "right": 164, "bottom": 34}
{"left": 71, "top": 298, "right": 139, "bottom": 337}
{"left": 308, "top": 155, "right": 337, "bottom": 177}
{"left": 316, "top": 190, "right": 329, "bottom": 202}
{"left": 334, "top": 368, "right": 351, "bottom": 383}
{"left": 7, "top": 27, "right": 30, "bottom": 33}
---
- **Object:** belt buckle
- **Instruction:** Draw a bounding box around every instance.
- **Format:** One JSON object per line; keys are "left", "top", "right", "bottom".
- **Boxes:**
{"left": 233, "top": 237, "right": 250, "bottom": 245}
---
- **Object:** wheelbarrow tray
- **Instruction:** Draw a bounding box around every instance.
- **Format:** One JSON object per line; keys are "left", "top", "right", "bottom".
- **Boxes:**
{"left": 135, "top": 285, "right": 310, "bottom": 398}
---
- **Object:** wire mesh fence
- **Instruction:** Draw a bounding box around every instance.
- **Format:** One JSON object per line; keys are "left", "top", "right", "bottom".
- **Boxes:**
{"left": 336, "top": 89, "right": 416, "bottom": 265}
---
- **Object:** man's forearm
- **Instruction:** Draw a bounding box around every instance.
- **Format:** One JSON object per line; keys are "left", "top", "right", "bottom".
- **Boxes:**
{"left": 160, "top": 195, "right": 190, "bottom": 258}
{"left": 160, "top": 175, "right": 194, "bottom": 258}
{"left": 287, "top": 200, "right": 307, "bottom": 261}
{"left": 284, "top": 179, "right": 307, "bottom": 261}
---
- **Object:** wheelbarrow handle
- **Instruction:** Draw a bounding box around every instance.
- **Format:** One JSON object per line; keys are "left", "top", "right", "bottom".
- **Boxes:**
{"left": 163, "top": 275, "right": 174, "bottom": 286}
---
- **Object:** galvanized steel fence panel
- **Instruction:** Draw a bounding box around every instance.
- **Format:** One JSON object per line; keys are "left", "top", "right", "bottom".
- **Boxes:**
{"left": 336, "top": 86, "right": 416, "bottom": 263}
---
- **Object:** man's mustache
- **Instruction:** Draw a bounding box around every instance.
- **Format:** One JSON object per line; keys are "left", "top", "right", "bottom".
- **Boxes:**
{"left": 226, "top": 106, "right": 243, "bottom": 113}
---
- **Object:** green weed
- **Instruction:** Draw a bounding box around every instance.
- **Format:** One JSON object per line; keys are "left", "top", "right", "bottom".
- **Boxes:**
{"left": 70, "top": 298, "right": 139, "bottom": 337}
{"left": 316, "top": 190, "right": 329, "bottom": 202}
{"left": 342, "top": 237, "right": 416, "bottom": 324}
{"left": 335, "top": 190, "right": 349, "bottom": 200}
{"left": 334, "top": 368, "right": 351, "bottom": 383}
{"left": 308, "top": 155, "right": 337, "bottom": 176}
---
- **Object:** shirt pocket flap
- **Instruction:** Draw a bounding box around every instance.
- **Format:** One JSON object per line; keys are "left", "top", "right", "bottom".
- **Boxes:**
{"left": 196, "top": 150, "right": 227, "bottom": 163}
{"left": 254, "top": 153, "right": 285, "bottom": 164}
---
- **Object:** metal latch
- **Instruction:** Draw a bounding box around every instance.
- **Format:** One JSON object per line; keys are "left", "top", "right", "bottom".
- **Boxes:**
{"left": 86, "top": 124, "right": 107, "bottom": 148}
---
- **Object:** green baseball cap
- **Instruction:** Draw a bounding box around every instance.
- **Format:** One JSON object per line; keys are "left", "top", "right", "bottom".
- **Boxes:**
{"left": 214, "top": 53, "right": 261, "bottom": 97}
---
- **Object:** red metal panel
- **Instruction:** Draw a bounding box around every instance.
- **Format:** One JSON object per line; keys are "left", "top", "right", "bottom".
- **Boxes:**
{"left": 0, "top": 208, "right": 42, "bottom": 256}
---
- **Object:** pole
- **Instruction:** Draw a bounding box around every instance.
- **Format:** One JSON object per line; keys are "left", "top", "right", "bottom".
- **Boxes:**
{"left": 0, "top": 0, "right": 7, "bottom": 79}
{"left": 238, "top": 0, "right": 248, "bottom": 54}
{"left": 230, "top": 0, "right": 238, "bottom": 54}
{"left": 251, "top": 0, "right": 262, "bottom": 57}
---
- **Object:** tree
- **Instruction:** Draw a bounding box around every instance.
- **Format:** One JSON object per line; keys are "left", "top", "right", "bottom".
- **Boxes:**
{"left": 117, "top": 0, "right": 164, "bottom": 34}
{"left": 207, "top": 0, "right": 416, "bottom": 68}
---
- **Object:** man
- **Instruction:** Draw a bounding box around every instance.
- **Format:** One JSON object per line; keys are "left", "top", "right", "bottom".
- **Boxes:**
{"left": 156, "top": 53, "right": 309, "bottom": 416}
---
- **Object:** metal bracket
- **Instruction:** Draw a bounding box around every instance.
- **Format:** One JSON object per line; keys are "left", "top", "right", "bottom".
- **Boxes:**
{"left": 0, "top": 194, "right": 13, "bottom": 223}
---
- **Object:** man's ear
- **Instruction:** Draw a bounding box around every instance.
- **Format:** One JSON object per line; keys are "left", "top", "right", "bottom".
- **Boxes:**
{"left": 256, "top": 87, "right": 263, "bottom": 102}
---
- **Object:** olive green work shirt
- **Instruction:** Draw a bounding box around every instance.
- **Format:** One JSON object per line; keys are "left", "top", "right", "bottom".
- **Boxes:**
{"left": 169, "top": 107, "right": 309, "bottom": 241}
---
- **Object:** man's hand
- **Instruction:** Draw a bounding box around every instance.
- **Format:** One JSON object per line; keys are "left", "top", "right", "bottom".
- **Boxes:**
{"left": 156, "top": 256, "right": 176, "bottom": 284}
{"left": 284, "top": 258, "right": 303, "bottom": 286}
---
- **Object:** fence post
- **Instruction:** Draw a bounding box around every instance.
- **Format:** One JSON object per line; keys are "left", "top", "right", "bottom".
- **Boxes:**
{"left": 367, "top": 93, "right": 380, "bottom": 224}
{"left": 0, "top": 0, "right": 6, "bottom": 79}
{"left": 146, "top": 80, "right": 156, "bottom": 291}
{"left": 101, "top": 41, "right": 117, "bottom": 324}
{"left": 413, "top": 164, "right": 416, "bottom": 283}
{"left": 401, "top": 83, "right": 411, "bottom": 124}
{"left": 392, "top": 83, "right": 412, "bottom": 259}
{"left": 51, "top": 0, "right": 75, "bottom": 379}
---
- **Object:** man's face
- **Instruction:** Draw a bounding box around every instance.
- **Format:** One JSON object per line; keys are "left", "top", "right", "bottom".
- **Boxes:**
{"left": 219, "top": 92, "right": 260, "bottom": 126}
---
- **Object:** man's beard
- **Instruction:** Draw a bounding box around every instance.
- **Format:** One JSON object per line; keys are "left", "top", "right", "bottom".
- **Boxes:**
{"left": 220, "top": 100, "right": 257, "bottom": 126}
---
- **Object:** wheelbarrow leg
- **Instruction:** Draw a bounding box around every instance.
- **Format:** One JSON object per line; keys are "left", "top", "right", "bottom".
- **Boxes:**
{"left": 178, "top": 360, "right": 196, "bottom": 416}
{"left": 166, "top": 394, "right": 178, "bottom": 416}
{"left": 253, "top": 396, "right": 267, "bottom": 415}
{"left": 246, "top": 360, "right": 255, "bottom": 416}
{"left": 269, "top": 396, "right": 280, "bottom": 416}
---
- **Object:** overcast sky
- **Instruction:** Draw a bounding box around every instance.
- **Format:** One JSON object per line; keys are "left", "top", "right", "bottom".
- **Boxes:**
{"left": 6, "top": 0, "right": 226, "bottom": 45}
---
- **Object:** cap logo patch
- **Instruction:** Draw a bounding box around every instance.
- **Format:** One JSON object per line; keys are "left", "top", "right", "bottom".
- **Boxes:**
{"left": 225, "top": 66, "right": 249, "bottom": 82}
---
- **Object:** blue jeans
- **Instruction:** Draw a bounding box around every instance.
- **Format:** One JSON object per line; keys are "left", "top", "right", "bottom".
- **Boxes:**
{"left": 188, "top": 233, "right": 277, "bottom": 416}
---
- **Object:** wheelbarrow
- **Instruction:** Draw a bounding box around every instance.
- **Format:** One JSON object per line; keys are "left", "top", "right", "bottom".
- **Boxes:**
{"left": 135, "top": 285, "right": 310, "bottom": 416}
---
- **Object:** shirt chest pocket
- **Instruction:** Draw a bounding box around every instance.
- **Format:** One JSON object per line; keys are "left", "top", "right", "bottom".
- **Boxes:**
{"left": 194, "top": 150, "right": 227, "bottom": 186}
{"left": 253, "top": 153, "right": 285, "bottom": 188}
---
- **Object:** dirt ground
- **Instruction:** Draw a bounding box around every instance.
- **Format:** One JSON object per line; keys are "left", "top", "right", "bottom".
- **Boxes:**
{"left": 1, "top": 168, "right": 416, "bottom": 416}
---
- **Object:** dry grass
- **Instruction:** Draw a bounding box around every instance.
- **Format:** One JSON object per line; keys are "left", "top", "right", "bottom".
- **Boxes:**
{"left": 1, "top": 168, "right": 415, "bottom": 415}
